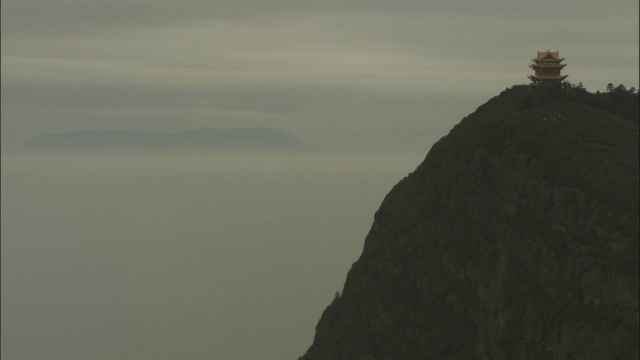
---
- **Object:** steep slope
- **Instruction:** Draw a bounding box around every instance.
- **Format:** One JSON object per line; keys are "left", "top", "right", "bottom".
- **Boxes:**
{"left": 301, "top": 85, "right": 639, "bottom": 360}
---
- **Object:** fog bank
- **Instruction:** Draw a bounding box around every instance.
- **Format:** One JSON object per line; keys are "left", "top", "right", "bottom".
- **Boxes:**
{"left": 1, "top": 152, "right": 423, "bottom": 360}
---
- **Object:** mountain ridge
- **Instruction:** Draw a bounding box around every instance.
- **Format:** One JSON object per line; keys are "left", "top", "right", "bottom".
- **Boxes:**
{"left": 23, "top": 127, "right": 316, "bottom": 153}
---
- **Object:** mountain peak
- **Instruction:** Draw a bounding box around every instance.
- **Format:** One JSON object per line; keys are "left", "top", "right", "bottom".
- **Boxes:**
{"left": 300, "top": 84, "right": 639, "bottom": 359}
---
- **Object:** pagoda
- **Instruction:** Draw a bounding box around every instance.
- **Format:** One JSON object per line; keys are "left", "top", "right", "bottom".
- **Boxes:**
{"left": 528, "top": 50, "right": 568, "bottom": 86}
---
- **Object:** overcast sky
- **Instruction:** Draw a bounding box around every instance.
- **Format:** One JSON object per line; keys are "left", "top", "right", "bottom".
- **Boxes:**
{"left": 2, "top": 0, "right": 638, "bottom": 151}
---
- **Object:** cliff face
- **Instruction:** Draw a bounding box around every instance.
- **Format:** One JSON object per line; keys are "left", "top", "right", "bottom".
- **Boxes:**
{"left": 301, "top": 86, "right": 639, "bottom": 360}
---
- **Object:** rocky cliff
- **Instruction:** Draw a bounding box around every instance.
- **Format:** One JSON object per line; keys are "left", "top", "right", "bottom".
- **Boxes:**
{"left": 300, "top": 85, "right": 639, "bottom": 359}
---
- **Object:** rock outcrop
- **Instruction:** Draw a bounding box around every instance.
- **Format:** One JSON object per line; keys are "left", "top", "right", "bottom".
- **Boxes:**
{"left": 301, "top": 85, "right": 639, "bottom": 359}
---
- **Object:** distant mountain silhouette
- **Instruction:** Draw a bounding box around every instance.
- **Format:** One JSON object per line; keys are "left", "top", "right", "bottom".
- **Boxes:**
{"left": 300, "top": 85, "right": 639, "bottom": 359}
{"left": 24, "top": 127, "right": 316, "bottom": 153}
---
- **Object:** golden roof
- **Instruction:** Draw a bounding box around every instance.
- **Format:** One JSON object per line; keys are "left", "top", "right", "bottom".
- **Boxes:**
{"left": 534, "top": 50, "right": 564, "bottom": 61}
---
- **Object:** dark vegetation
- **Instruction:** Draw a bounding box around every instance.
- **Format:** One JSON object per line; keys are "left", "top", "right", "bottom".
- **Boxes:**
{"left": 300, "top": 84, "right": 639, "bottom": 359}
{"left": 498, "top": 82, "right": 639, "bottom": 122}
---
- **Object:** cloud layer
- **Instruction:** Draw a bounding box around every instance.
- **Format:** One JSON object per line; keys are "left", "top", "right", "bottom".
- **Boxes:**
{"left": 2, "top": 0, "right": 639, "bottom": 150}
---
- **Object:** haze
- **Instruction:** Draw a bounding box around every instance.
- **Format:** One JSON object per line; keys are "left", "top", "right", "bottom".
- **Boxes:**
{"left": 2, "top": 152, "right": 424, "bottom": 359}
{"left": 1, "top": 0, "right": 638, "bottom": 359}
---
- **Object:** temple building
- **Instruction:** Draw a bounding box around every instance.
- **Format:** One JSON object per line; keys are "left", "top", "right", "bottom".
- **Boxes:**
{"left": 528, "top": 50, "right": 568, "bottom": 86}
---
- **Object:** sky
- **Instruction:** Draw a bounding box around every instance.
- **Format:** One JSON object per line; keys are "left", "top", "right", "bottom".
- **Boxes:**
{"left": 2, "top": 0, "right": 639, "bottom": 152}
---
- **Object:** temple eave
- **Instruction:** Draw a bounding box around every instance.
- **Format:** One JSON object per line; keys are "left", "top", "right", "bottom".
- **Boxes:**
{"left": 532, "top": 58, "right": 564, "bottom": 62}
{"left": 530, "top": 64, "right": 567, "bottom": 69}
{"left": 528, "top": 75, "right": 568, "bottom": 81}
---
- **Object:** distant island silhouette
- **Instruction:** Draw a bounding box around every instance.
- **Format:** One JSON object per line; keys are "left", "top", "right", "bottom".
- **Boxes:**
{"left": 24, "top": 127, "right": 317, "bottom": 153}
